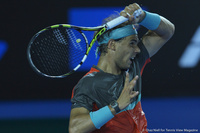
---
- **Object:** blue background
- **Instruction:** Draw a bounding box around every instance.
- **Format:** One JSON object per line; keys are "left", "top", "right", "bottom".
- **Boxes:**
{"left": 68, "top": 7, "right": 123, "bottom": 71}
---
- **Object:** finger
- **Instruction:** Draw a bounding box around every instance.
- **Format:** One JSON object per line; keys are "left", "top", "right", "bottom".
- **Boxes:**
{"left": 120, "top": 10, "right": 129, "bottom": 18}
{"left": 128, "top": 3, "right": 140, "bottom": 13}
{"left": 124, "top": 6, "right": 134, "bottom": 16}
{"left": 124, "top": 72, "right": 130, "bottom": 87}
{"left": 128, "top": 4, "right": 135, "bottom": 9}
{"left": 130, "top": 91, "right": 139, "bottom": 99}
{"left": 130, "top": 3, "right": 140, "bottom": 9}
{"left": 128, "top": 3, "right": 142, "bottom": 18}
{"left": 131, "top": 75, "right": 139, "bottom": 84}
{"left": 134, "top": 75, "right": 139, "bottom": 80}
{"left": 122, "top": 9, "right": 134, "bottom": 23}
{"left": 128, "top": 75, "right": 139, "bottom": 91}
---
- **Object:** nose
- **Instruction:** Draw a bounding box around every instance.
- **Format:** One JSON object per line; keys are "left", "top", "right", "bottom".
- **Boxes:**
{"left": 134, "top": 46, "right": 141, "bottom": 54}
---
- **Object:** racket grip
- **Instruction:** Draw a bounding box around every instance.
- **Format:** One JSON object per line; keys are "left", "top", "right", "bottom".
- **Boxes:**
{"left": 106, "top": 16, "right": 128, "bottom": 30}
{"left": 106, "top": 9, "right": 143, "bottom": 30}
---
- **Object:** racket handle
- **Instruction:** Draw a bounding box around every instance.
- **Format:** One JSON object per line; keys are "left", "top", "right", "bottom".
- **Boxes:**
{"left": 106, "top": 16, "right": 128, "bottom": 30}
{"left": 106, "top": 9, "right": 143, "bottom": 30}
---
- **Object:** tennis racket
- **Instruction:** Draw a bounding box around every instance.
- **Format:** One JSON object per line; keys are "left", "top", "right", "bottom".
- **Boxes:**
{"left": 27, "top": 9, "right": 142, "bottom": 78}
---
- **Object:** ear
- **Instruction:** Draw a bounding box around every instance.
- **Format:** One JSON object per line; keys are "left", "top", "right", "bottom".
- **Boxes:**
{"left": 107, "top": 39, "right": 116, "bottom": 51}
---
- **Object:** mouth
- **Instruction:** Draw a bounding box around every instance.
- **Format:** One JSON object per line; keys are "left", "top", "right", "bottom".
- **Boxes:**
{"left": 128, "top": 57, "right": 135, "bottom": 65}
{"left": 130, "top": 57, "right": 135, "bottom": 60}
{"left": 130, "top": 56, "right": 135, "bottom": 62}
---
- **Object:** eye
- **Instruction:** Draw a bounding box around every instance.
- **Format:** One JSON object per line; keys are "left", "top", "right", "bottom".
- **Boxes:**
{"left": 130, "top": 41, "right": 137, "bottom": 46}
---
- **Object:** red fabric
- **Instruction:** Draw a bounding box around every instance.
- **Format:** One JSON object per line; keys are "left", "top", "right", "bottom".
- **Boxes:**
{"left": 71, "top": 64, "right": 149, "bottom": 133}
{"left": 141, "top": 58, "right": 151, "bottom": 75}
{"left": 85, "top": 67, "right": 100, "bottom": 75}
{"left": 91, "top": 102, "right": 148, "bottom": 133}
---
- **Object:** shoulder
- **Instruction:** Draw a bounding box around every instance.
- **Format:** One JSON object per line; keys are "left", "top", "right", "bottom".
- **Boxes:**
{"left": 75, "top": 71, "right": 98, "bottom": 89}
{"left": 74, "top": 68, "right": 105, "bottom": 91}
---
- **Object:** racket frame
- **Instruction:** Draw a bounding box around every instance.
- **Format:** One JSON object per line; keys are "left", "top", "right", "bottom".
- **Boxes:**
{"left": 27, "top": 9, "right": 142, "bottom": 78}
{"left": 27, "top": 24, "right": 90, "bottom": 78}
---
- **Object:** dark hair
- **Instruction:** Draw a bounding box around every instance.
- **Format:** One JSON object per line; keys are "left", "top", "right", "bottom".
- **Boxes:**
{"left": 95, "top": 13, "right": 129, "bottom": 57}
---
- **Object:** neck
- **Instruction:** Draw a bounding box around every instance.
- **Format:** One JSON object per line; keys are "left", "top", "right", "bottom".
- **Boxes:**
{"left": 97, "top": 55, "right": 121, "bottom": 75}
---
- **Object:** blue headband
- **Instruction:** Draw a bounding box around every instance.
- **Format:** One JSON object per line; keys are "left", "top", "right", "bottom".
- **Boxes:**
{"left": 97, "top": 24, "right": 137, "bottom": 45}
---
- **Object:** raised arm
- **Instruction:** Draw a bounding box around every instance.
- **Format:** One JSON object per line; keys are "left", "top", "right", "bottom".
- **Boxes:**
{"left": 141, "top": 15, "right": 175, "bottom": 57}
{"left": 121, "top": 3, "right": 175, "bottom": 57}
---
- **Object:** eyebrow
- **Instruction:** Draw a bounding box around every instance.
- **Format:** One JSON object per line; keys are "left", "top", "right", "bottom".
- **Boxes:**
{"left": 130, "top": 39, "right": 139, "bottom": 43}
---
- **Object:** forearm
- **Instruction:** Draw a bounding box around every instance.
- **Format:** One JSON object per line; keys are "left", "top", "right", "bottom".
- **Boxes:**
{"left": 69, "top": 106, "right": 116, "bottom": 133}
{"left": 153, "top": 16, "right": 175, "bottom": 40}
{"left": 138, "top": 10, "right": 175, "bottom": 57}
{"left": 140, "top": 11, "right": 175, "bottom": 40}
{"left": 69, "top": 114, "right": 96, "bottom": 133}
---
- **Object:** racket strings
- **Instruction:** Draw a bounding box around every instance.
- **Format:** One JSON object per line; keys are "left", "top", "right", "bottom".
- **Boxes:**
{"left": 32, "top": 36, "right": 67, "bottom": 75}
{"left": 66, "top": 29, "right": 84, "bottom": 52}
{"left": 29, "top": 27, "right": 87, "bottom": 76}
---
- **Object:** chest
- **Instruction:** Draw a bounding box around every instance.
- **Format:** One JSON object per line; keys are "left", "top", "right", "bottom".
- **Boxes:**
{"left": 91, "top": 75, "right": 124, "bottom": 108}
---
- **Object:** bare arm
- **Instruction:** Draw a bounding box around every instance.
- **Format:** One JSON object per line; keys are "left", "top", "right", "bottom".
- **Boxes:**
{"left": 69, "top": 73, "right": 139, "bottom": 133}
{"left": 121, "top": 3, "right": 175, "bottom": 57}
{"left": 69, "top": 105, "right": 118, "bottom": 133}
{"left": 68, "top": 107, "right": 95, "bottom": 133}
{"left": 142, "top": 16, "right": 175, "bottom": 57}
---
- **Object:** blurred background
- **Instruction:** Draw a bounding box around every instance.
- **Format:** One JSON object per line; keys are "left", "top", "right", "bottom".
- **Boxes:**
{"left": 0, "top": 0, "right": 200, "bottom": 132}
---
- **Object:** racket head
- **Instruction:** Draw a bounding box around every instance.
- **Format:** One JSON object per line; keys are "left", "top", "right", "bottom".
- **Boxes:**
{"left": 27, "top": 24, "right": 89, "bottom": 78}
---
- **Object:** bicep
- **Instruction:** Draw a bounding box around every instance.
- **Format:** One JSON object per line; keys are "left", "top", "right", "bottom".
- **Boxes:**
{"left": 142, "top": 16, "right": 175, "bottom": 57}
{"left": 142, "top": 31, "right": 165, "bottom": 57}
{"left": 70, "top": 107, "right": 90, "bottom": 118}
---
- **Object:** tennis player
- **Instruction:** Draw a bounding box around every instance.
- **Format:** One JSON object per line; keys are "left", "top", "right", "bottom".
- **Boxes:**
{"left": 69, "top": 3, "right": 175, "bottom": 133}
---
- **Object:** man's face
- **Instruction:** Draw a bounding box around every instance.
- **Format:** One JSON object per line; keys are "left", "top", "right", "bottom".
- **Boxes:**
{"left": 114, "top": 35, "right": 140, "bottom": 69}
